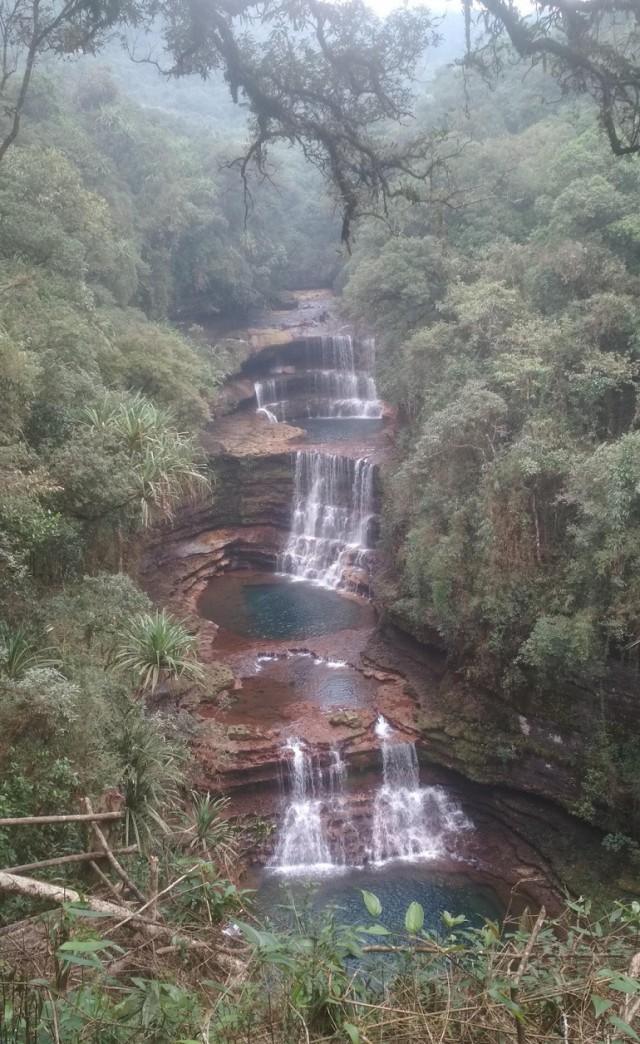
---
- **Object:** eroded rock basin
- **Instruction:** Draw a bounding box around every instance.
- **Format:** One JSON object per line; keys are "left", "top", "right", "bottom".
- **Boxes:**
{"left": 184, "top": 569, "right": 565, "bottom": 914}
{"left": 197, "top": 571, "right": 372, "bottom": 641}
{"left": 191, "top": 570, "right": 417, "bottom": 783}
{"left": 253, "top": 863, "right": 505, "bottom": 933}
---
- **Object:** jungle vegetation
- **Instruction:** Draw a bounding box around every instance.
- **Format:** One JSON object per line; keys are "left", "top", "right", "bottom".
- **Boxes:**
{"left": 1, "top": 2, "right": 640, "bottom": 1041}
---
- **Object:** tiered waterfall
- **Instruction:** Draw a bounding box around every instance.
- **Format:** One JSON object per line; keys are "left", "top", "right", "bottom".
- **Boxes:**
{"left": 270, "top": 723, "right": 469, "bottom": 875}
{"left": 253, "top": 334, "right": 381, "bottom": 423}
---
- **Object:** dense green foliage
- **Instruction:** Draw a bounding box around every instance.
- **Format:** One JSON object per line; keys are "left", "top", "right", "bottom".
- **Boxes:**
{"left": 0, "top": 64, "right": 337, "bottom": 886}
{"left": 343, "top": 62, "right": 640, "bottom": 697}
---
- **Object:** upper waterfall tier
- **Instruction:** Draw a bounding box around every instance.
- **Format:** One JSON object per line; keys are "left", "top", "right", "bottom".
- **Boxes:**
{"left": 253, "top": 334, "right": 382, "bottom": 423}
{"left": 278, "top": 451, "right": 376, "bottom": 588}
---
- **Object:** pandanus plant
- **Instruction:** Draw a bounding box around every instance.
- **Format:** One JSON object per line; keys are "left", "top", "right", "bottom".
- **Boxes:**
{"left": 0, "top": 622, "right": 60, "bottom": 679}
{"left": 114, "top": 610, "right": 204, "bottom": 693}
{"left": 178, "top": 793, "right": 239, "bottom": 871}
{"left": 86, "top": 392, "right": 209, "bottom": 529}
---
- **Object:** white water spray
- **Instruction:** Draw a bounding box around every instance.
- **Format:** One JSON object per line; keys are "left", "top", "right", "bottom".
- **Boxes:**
{"left": 270, "top": 740, "right": 351, "bottom": 874}
{"left": 371, "top": 728, "right": 471, "bottom": 866}
{"left": 278, "top": 451, "right": 375, "bottom": 588}
{"left": 253, "top": 335, "right": 382, "bottom": 423}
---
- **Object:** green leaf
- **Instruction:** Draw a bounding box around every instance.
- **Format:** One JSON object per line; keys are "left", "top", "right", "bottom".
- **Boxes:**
{"left": 607, "top": 1015, "right": 640, "bottom": 1041}
{"left": 591, "top": 996, "right": 613, "bottom": 1018}
{"left": 488, "top": 987, "right": 524, "bottom": 1019}
{"left": 233, "top": 920, "right": 264, "bottom": 947}
{"left": 59, "top": 954, "right": 105, "bottom": 969}
{"left": 361, "top": 890, "right": 382, "bottom": 917}
{"left": 59, "top": 939, "right": 122, "bottom": 954}
{"left": 442, "top": 910, "right": 466, "bottom": 930}
{"left": 343, "top": 1022, "right": 361, "bottom": 1044}
{"left": 360, "top": 925, "right": 391, "bottom": 935}
{"left": 405, "top": 902, "right": 424, "bottom": 933}
{"left": 610, "top": 977, "right": 640, "bottom": 995}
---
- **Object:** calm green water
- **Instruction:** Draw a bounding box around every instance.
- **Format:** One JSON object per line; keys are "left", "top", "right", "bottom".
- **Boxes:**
{"left": 301, "top": 417, "right": 384, "bottom": 442}
{"left": 257, "top": 864, "right": 503, "bottom": 936}
{"left": 197, "top": 573, "right": 368, "bottom": 639}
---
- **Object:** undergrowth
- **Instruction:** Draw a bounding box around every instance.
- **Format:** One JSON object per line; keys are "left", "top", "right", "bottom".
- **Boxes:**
{"left": 2, "top": 890, "right": 640, "bottom": 1043}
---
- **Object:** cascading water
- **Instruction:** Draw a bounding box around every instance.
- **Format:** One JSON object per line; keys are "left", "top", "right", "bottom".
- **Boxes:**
{"left": 254, "top": 379, "right": 284, "bottom": 423}
{"left": 269, "top": 724, "right": 470, "bottom": 875}
{"left": 371, "top": 718, "right": 471, "bottom": 866}
{"left": 270, "top": 740, "right": 352, "bottom": 874}
{"left": 253, "top": 334, "right": 382, "bottom": 423}
{"left": 278, "top": 451, "right": 375, "bottom": 587}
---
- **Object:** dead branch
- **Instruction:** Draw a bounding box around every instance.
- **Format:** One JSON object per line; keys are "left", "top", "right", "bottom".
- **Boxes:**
{"left": 510, "top": 905, "right": 546, "bottom": 1044}
{"left": 148, "top": 855, "right": 159, "bottom": 922}
{"left": 84, "top": 798, "right": 147, "bottom": 906}
{"left": 89, "top": 861, "right": 124, "bottom": 904}
{"left": 0, "top": 811, "right": 123, "bottom": 827}
{"left": 4, "top": 846, "right": 137, "bottom": 874}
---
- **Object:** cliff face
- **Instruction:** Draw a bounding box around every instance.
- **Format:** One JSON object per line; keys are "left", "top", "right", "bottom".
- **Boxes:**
{"left": 208, "top": 453, "right": 295, "bottom": 532}
{"left": 365, "top": 603, "right": 639, "bottom": 843}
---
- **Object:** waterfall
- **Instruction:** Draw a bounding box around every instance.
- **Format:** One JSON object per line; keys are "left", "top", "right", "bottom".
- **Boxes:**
{"left": 371, "top": 724, "right": 471, "bottom": 866}
{"left": 269, "top": 729, "right": 471, "bottom": 876}
{"left": 278, "top": 451, "right": 375, "bottom": 588}
{"left": 270, "top": 741, "right": 351, "bottom": 874}
{"left": 253, "top": 334, "right": 382, "bottom": 423}
{"left": 254, "top": 380, "right": 283, "bottom": 423}
{"left": 307, "top": 335, "right": 382, "bottom": 419}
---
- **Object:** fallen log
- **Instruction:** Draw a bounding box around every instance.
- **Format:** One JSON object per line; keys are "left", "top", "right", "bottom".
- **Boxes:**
{"left": 0, "top": 812, "right": 123, "bottom": 827}
{"left": 0, "top": 872, "right": 203, "bottom": 947}
{"left": 4, "top": 846, "right": 137, "bottom": 874}
{"left": 0, "top": 871, "right": 132, "bottom": 916}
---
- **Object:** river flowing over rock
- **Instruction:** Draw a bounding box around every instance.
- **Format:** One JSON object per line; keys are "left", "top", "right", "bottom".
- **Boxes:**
{"left": 269, "top": 721, "right": 471, "bottom": 875}
{"left": 141, "top": 292, "right": 582, "bottom": 912}
{"left": 253, "top": 334, "right": 382, "bottom": 423}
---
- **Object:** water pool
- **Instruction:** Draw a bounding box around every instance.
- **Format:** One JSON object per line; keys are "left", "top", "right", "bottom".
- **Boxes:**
{"left": 197, "top": 572, "right": 370, "bottom": 640}
{"left": 300, "top": 417, "right": 384, "bottom": 442}
{"left": 256, "top": 863, "right": 503, "bottom": 936}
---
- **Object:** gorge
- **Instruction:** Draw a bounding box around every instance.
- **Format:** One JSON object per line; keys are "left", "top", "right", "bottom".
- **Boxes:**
{"left": 141, "top": 290, "right": 613, "bottom": 916}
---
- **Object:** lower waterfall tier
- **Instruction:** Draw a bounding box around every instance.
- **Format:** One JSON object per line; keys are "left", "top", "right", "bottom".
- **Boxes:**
{"left": 269, "top": 737, "right": 472, "bottom": 875}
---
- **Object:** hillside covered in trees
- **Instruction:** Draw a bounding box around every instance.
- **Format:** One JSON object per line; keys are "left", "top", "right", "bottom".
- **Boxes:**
{"left": 3, "top": 0, "right": 640, "bottom": 1040}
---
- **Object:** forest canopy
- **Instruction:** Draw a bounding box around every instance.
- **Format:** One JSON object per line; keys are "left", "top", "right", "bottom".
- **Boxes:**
{"left": 4, "top": 0, "right": 640, "bottom": 240}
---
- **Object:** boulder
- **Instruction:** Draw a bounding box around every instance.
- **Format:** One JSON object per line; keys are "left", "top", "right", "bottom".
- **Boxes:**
{"left": 198, "top": 662, "right": 236, "bottom": 702}
{"left": 329, "top": 709, "right": 362, "bottom": 729}
{"left": 227, "top": 724, "right": 254, "bottom": 741}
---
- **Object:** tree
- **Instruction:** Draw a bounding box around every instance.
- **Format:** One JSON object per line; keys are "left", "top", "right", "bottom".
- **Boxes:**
{"left": 149, "top": 0, "right": 443, "bottom": 243}
{"left": 0, "top": 0, "right": 140, "bottom": 163}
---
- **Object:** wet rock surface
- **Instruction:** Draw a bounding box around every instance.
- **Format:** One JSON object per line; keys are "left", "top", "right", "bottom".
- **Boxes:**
{"left": 139, "top": 291, "right": 619, "bottom": 908}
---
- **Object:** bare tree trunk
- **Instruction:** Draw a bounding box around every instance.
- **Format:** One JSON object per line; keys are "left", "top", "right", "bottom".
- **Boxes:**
{"left": 0, "top": 811, "right": 123, "bottom": 827}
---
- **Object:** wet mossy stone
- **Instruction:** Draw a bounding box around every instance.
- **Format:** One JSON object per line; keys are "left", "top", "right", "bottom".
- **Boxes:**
{"left": 199, "top": 662, "right": 236, "bottom": 702}
{"left": 227, "top": 724, "right": 254, "bottom": 741}
{"left": 329, "top": 709, "right": 362, "bottom": 729}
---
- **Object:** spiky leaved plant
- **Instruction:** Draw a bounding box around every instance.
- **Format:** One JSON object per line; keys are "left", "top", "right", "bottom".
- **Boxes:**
{"left": 114, "top": 610, "right": 204, "bottom": 693}
{"left": 0, "top": 622, "right": 60, "bottom": 679}
{"left": 178, "top": 792, "right": 239, "bottom": 871}
{"left": 110, "top": 702, "right": 187, "bottom": 847}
